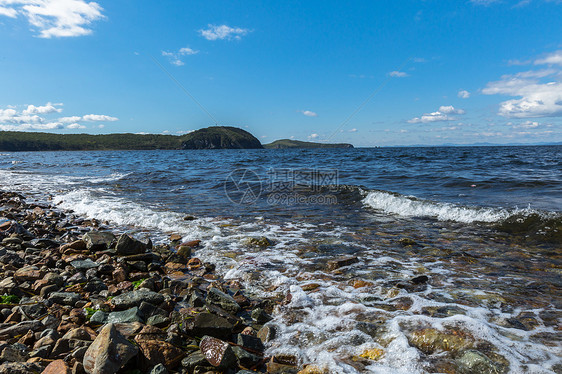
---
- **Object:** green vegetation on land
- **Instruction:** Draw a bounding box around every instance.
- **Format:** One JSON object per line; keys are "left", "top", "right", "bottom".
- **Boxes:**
{"left": 264, "top": 139, "right": 354, "bottom": 149}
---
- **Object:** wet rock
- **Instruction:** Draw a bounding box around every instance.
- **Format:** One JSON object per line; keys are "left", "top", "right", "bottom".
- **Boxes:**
{"left": 257, "top": 325, "right": 276, "bottom": 343}
{"left": 150, "top": 363, "right": 168, "bottom": 374}
{"left": 184, "top": 312, "right": 233, "bottom": 340}
{"left": 251, "top": 308, "right": 273, "bottom": 324}
{"left": 42, "top": 359, "right": 71, "bottom": 374}
{"left": 177, "top": 246, "right": 192, "bottom": 259}
{"left": 399, "top": 238, "right": 418, "bottom": 246}
{"left": 110, "top": 289, "right": 165, "bottom": 310}
{"left": 147, "top": 314, "right": 170, "bottom": 327}
{"left": 115, "top": 234, "right": 146, "bottom": 256}
{"left": 82, "top": 323, "right": 138, "bottom": 374}
{"left": 199, "top": 335, "right": 236, "bottom": 368}
{"left": 82, "top": 231, "right": 115, "bottom": 251}
{"left": 237, "top": 333, "right": 265, "bottom": 352}
{"left": 355, "top": 321, "right": 380, "bottom": 338}
{"left": 266, "top": 356, "right": 299, "bottom": 374}
{"left": 408, "top": 328, "right": 474, "bottom": 354}
{"left": 326, "top": 256, "right": 359, "bottom": 271}
{"left": 206, "top": 287, "right": 241, "bottom": 314}
{"left": 410, "top": 275, "right": 429, "bottom": 284}
{"left": 244, "top": 236, "right": 272, "bottom": 247}
{"left": 456, "top": 350, "right": 508, "bottom": 374}
{"left": 49, "top": 292, "right": 81, "bottom": 306}
{"left": 232, "top": 345, "right": 262, "bottom": 367}
{"left": 137, "top": 339, "right": 186, "bottom": 370}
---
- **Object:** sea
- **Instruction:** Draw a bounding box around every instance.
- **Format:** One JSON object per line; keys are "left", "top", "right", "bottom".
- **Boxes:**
{"left": 1, "top": 145, "right": 561, "bottom": 373}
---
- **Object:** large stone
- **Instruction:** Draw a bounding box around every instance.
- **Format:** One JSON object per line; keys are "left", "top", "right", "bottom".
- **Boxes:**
{"left": 137, "top": 339, "right": 186, "bottom": 370}
{"left": 199, "top": 335, "right": 236, "bottom": 368}
{"left": 0, "top": 320, "right": 43, "bottom": 339}
{"left": 115, "top": 234, "right": 146, "bottom": 256}
{"left": 107, "top": 307, "right": 144, "bottom": 324}
{"left": 408, "top": 328, "right": 474, "bottom": 354}
{"left": 0, "top": 362, "right": 43, "bottom": 374}
{"left": 48, "top": 292, "right": 81, "bottom": 306}
{"left": 83, "top": 323, "right": 138, "bottom": 374}
{"left": 0, "top": 343, "right": 28, "bottom": 362}
{"left": 42, "top": 359, "right": 71, "bottom": 374}
{"left": 206, "top": 287, "right": 241, "bottom": 314}
{"left": 110, "top": 289, "right": 165, "bottom": 310}
{"left": 14, "top": 265, "right": 43, "bottom": 281}
{"left": 70, "top": 259, "right": 99, "bottom": 271}
{"left": 184, "top": 312, "right": 233, "bottom": 340}
{"left": 83, "top": 232, "right": 115, "bottom": 251}
{"left": 456, "top": 350, "right": 508, "bottom": 374}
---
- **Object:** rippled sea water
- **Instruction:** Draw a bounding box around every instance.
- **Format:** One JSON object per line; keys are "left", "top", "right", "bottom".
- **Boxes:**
{"left": 1, "top": 146, "right": 561, "bottom": 373}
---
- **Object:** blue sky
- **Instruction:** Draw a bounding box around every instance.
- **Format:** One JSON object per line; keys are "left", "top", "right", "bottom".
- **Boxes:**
{"left": 0, "top": 0, "right": 561, "bottom": 146}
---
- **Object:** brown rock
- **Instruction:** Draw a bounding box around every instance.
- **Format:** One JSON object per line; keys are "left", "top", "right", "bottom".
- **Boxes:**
{"left": 137, "top": 339, "right": 185, "bottom": 370}
{"left": 14, "top": 265, "right": 44, "bottom": 281}
{"left": 169, "top": 234, "right": 182, "bottom": 242}
{"left": 199, "top": 336, "right": 236, "bottom": 368}
{"left": 326, "top": 256, "right": 359, "bottom": 271}
{"left": 42, "top": 359, "right": 71, "bottom": 374}
{"left": 112, "top": 268, "right": 127, "bottom": 283}
{"left": 82, "top": 324, "right": 138, "bottom": 374}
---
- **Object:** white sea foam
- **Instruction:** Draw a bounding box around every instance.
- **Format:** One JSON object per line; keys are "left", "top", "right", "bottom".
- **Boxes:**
{"left": 363, "top": 190, "right": 510, "bottom": 223}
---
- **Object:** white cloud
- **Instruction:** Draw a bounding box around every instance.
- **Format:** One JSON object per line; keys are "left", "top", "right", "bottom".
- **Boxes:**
{"left": 308, "top": 133, "right": 319, "bottom": 139}
{"left": 439, "top": 105, "right": 465, "bottom": 114}
{"left": 349, "top": 128, "right": 358, "bottom": 132}
{"left": 458, "top": 90, "right": 471, "bottom": 99}
{"left": 162, "top": 47, "right": 199, "bottom": 66}
{"left": 82, "top": 114, "right": 118, "bottom": 122}
{"left": 534, "top": 50, "right": 562, "bottom": 66}
{"left": 66, "top": 123, "right": 85, "bottom": 129}
{"left": 0, "top": 0, "right": 105, "bottom": 38}
{"left": 470, "top": 0, "right": 501, "bottom": 5}
{"left": 408, "top": 105, "right": 465, "bottom": 123}
{"left": 389, "top": 71, "right": 408, "bottom": 78}
{"left": 508, "top": 120, "right": 540, "bottom": 129}
{"left": 59, "top": 115, "right": 81, "bottom": 123}
{"left": 0, "top": 6, "right": 17, "bottom": 17}
{"left": 399, "top": 129, "right": 408, "bottom": 133}
{"left": 482, "top": 66, "right": 562, "bottom": 118}
{"left": 199, "top": 24, "right": 250, "bottom": 41}
{"left": 22, "top": 102, "right": 62, "bottom": 115}
{"left": 300, "top": 110, "right": 317, "bottom": 117}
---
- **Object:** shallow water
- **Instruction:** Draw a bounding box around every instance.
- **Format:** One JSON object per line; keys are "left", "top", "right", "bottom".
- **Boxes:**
{"left": 1, "top": 146, "right": 560, "bottom": 373}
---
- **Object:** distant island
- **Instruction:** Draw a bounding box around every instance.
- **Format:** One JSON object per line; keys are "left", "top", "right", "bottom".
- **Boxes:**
{"left": 0, "top": 127, "right": 357, "bottom": 151}
{"left": 264, "top": 139, "right": 354, "bottom": 149}
{"left": 0, "top": 126, "right": 263, "bottom": 151}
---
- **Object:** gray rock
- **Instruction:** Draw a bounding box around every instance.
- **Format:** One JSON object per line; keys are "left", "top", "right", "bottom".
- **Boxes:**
{"left": 232, "top": 345, "right": 262, "bottom": 367}
{"left": 49, "top": 292, "right": 81, "bottom": 306}
{"left": 115, "top": 234, "right": 146, "bottom": 256}
{"left": 206, "top": 287, "right": 241, "bottom": 314}
{"left": 83, "top": 323, "right": 138, "bottom": 374}
{"left": 43, "top": 272, "right": 64, "bottom": 287}
{"left": 0, "top": 320, "right": 43, "bottom": 339}
{"left": 251, "top": 308, "right": 272, "bottom": 324}
{"left": 29, "top": 345, "right": 52, "bottom": 359}
{"left": 83, "top": 231, "right": 115, "bottom": 251}
{"left": 456, "top": 350, "right": 508, "bottom": 374}
{"left": 107, "top": 307, "right": 144, "bottom": 324}
{"left": 90, "top": 311, "right": 108, "bottom": 324}
{"left": 257, "top": 325, "right": 276, "bottom": 343}
{"left": 71, "top": 259, "right": 99, "bottom": 271}
{"left": 110, "top": 289, "right": 165, "bottom": 310}
{"left": 0, "top": 343, "right": 28, "bottom": 362}
{"left": 0, "top": 362, "right": 42, "bottom": 374}
{"left": 236, "top": 333, "right": 264, "bottom": 352}
{"left": 181, "top": 351, "right": 212, "bottom": 371}
{"left": 184, "top": 312, "right": 233, "bottom": 340}
{"left": 150, "top": 363, "right": 168, "bottom": 374}
{"left": 147, "top": 314, "right": 169, "bottom": 327}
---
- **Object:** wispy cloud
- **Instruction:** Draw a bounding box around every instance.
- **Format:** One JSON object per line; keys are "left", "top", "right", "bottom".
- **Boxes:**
{"left": 0, "top": 0, "right": 105, "bottom": 38}
{"left": 300, "top": 110, "right": 318, "bottom": 117}
{"left": 162, "top": 47, "right": 199, "bottom": 66}
{"left": 308, "top": 133, "right": 319, "bottom": 139}
{"left": 389, "top": 71, "right": 408, "bottom": 78}
{"left": 199, "top": 24, "right": 251, "bottom": 41}
{"left": 82, "top": 114, "right": 118, "bottom": 122}
{"left": 458, "top": 90, "right": 471, "bottom": 99}
{"left": 408, "top": 106, "right": 465, "bottom": 123}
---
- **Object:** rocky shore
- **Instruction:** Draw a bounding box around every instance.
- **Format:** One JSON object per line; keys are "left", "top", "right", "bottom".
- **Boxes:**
{"left": 0, "top": 190, "right": 299, "bottom": 374}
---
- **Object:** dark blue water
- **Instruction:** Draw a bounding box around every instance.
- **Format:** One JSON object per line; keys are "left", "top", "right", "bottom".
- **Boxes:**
{"left": 1, "top": 146, "right": 561, "bottom": 373}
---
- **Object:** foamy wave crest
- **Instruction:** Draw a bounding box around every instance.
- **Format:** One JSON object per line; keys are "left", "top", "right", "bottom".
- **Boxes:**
{"left": 362, "top": 191, "right": 509, "bottom": 223}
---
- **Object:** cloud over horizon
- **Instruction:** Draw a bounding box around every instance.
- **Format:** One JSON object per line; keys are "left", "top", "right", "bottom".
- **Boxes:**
{"left": 408, "top": 105, "right": 465, "bottom": 123}
{"left": 199, "top": 24, "right": 250, "bottom": 41}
